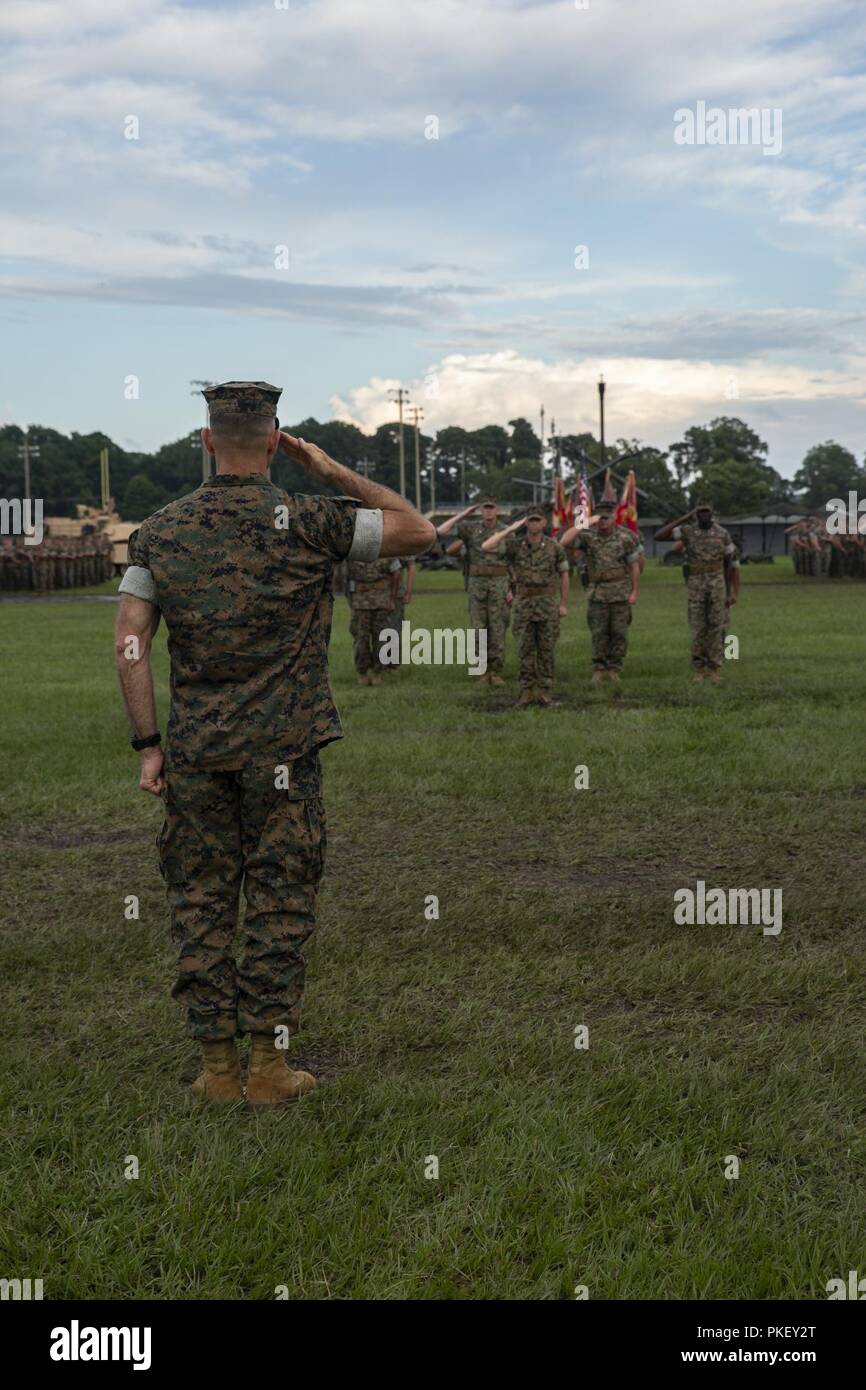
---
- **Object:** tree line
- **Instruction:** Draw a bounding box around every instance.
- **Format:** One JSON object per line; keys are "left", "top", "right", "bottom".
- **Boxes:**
{"left": 0, "top": 415, "right": 863, "bottom": 522}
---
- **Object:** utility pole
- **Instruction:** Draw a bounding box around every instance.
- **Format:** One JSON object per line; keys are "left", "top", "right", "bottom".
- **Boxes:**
{"left": 190, "top": 379, "right": 215, "bottom": 483}
{"left": 460, "top": 449, "right": 466, "bottom": 505}
{"left": 406, "top": 405, "right": 424, "bottom": 510}
{"left": 17, "top": 431, "right": 39, "bottom": 501}
{"left": 539, "top": 404, "right": 545, "bottom": 497}
{"left": 598, "top": 375, "right": 606, "bottom": 471}
{"left": 388, "top": 386, "right": 410, "bottom": 496}
{"left": 99, "top": 446, "right": 110, "bottom": 511}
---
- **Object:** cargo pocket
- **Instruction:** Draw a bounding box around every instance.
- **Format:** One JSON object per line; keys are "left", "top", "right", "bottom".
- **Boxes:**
{"left": 281, "top": 754, "right": 325, "bottom": 887}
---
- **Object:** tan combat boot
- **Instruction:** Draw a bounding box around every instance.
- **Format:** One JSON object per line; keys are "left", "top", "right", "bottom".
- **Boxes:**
{"left": 357, "top": 673, "right": 370, "bottom": 686}
{"left": 246, "top": 1036, "right": 317, "bottom": 1107}
{"left": 692, "top": 670, "right": 705, "bottom": 684}
{"left": 191, "top": 1039, "right": 242, "bottom": 1104}
{"left": 369, "top": 672, "right": 382, "bottom": 687}
{"left": 515, "top": 689, "right": 535, "bottom": 708}
{"left": 488, "top": 673, "right": 505, "bottom": 686}
{"left": 591, "top": 669, "right": 606, "bottom": 684}
{"left": 608, "top": 672, "right": 621, "bottom": 686}
{"left": 707, "top": 670, "right": 721, "bottom": 685}
{"left": 535, "top": 691, "right": 554, "bottom": 707}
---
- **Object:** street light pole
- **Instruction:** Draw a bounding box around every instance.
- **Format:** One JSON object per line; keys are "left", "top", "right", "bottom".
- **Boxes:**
{"left": 388, "top": 386, "right": 410, "bottom": 497}
{"left": 406, "top": 405, "right": 424, "bottom": 510}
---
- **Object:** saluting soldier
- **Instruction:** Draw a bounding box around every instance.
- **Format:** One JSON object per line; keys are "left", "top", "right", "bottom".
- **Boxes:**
{"left": 560, "top": 494, "right": 642, "bottom": 684}
{"left": 345, "top": 555, "right": 401, "bottom": 684}
{"left": 114, "top": 381, "right": 433, "bottom": 1106}
{"left": 655, "top": 501, "right": 736, "bottom": 684}
{"left": 436, "top": 497, "right": 511, "bottom": 686}
{"left": 482, "top": 508, "right": 569, "bottom": 706}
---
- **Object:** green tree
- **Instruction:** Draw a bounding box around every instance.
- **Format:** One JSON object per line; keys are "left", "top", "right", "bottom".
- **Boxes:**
{"left": 508, "top": 417, "right": 541, "bottom": 463}
{"left": 690, "top": 458, "right": 771, "bottom": 514}
{"left": 123, "top": 473, "right": 164, "bottom": 521}
{"left": 669, "top": 417, "right": 768, "bottom": 490}
{"left": 793, "top": 441, "right": 865, "bottom": 511}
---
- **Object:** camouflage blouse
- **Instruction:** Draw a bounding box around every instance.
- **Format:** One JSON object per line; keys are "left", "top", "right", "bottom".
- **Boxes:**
{"left": 573, "top": 526, "right": 643, "bottom": 602}
{"left": 673, "top": 521, "right": 735, "bottom": 577}
{"left": 124, "top": 475, "right": 364, "bottom": 770}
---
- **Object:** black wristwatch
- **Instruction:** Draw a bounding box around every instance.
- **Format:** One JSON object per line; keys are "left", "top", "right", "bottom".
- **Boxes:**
{"left": 131, "top": 731, "right": 162, "bottom": 751}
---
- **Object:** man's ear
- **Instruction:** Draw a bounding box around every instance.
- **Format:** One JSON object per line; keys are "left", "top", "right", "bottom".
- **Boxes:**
{"left": 266, "top": 428, "right": 280, "bottom": 459}
{"left": 202, "top": 427, "right": 215, "bottom": 456}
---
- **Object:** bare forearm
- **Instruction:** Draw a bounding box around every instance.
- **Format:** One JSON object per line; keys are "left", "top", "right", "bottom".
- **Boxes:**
{"left": 559, "top": 572, "right": 569, "bottom": 606}
{"left": 629, "top": 561, "right": 640, "bottom": 597}
{"left": 482, "top": 520, "right": 521, "bottom": 551}
{"left": 437, "top": 504, "right": 476, "bottom": 537}
{"left": 116, "top": 656, "right": 158, "bottom": 736}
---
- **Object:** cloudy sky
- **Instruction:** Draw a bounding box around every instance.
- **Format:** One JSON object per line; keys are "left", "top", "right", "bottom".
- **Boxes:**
{"left": 1, "top": 0, "right": 865, "bottom": 473}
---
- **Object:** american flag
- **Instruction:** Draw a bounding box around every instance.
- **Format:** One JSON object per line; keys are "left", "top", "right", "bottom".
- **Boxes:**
{"left": 574, "top": 465, "right": 591, "bottom": 531}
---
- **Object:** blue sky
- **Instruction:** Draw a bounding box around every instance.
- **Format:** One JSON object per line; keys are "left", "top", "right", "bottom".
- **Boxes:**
{"left": 1, "top": 0, "right": 865, "bottom": 474}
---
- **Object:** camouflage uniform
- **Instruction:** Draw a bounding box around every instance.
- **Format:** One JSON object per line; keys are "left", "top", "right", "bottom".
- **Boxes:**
{"left": 504, "top": 532, "right": 569, "bottom": 695}
{"left": 673, "top": 518, "right": 735, "bottom": 672}
{"left": 456, "top": 519, "right": 511, "bottom": 677}
{"left": 385, "top": 557, "right": 415, "bottom": 667}
{"left": 346, "top": 556, "right": 400, "bottom": 674}
{"left": 119, "top": 383, "right": 381, "bottom": 1042}
{"left": 572, "top": 525, "right": 642, "bottom": 673}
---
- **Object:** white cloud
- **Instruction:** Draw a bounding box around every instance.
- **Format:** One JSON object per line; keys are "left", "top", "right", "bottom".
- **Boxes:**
{"left": 331, "top": 349, "right": 866, "bottom": 443}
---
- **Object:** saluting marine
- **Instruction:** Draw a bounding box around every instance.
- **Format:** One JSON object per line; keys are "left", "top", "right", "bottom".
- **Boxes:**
{"left": 482, "top": 508, "right": 569, "bottom": 707}
{"left": 345, "top": 555, "right": 401, "bottom": 685}
{"left": 114, "top": 380, "right": 433, "bottom": 1106}
{"left": 655, "top": 501, "right": 736, "bottom": 683}
{"left": 436, "top": 497, "right": 511, "bottom": 686}
{"left": 560, "top": 492, "right": 642, "bottom": 684}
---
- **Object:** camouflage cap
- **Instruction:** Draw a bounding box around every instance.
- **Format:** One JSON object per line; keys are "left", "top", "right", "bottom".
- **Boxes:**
{"left": 596, "top": 497, "right": 616, "bottom": 514}
{"left": 694, "top": 498, "right": 713, "bottom": 511}
{"left": 526, "top": 509, "right": 546, "bottom": 521}
{"left": 480, "top": 496, "right": 499, "bottom": 507}
{"left": 202, "top": 381, "right": 282, "bottom": 419}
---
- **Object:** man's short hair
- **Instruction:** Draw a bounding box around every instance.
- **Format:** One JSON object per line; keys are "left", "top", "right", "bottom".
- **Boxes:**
{"left": 209, "top": 413, "right": 275, "bottom": 451}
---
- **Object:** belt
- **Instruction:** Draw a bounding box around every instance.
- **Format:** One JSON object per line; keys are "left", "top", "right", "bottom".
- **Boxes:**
{"left": 689, "top": 561, "right": 724, "bottom": 575}
{"left": 519, "top": 583, "right": 555, "bottom": 596}
{"left": 590, "top": 568, "right": 627, "bottom": 583}
{"left": 469, "top": 563, "right": 508, "bottom": 577}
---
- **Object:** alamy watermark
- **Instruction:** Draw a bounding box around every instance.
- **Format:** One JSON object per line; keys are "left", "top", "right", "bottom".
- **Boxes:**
{"left": 674, "top": 101, "right": 782, "bottom": 157}
{"left": 825, "top": 493, "right": 866, "bottom": 535}
{"left": 378, "top": 622, "right": 488, "bottom": 676}
{"left": 0, "top": 497, "right": 43, "bottom": 545}
{"left": 674, "top": 880, "right": 782, "bottom": 936}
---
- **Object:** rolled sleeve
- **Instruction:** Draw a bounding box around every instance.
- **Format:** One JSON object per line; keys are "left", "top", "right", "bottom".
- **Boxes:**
{"left": 348, "top": 507, "right": 384, "bottom": 562}
{"left": 118, "top": 564, "right": 157, "bottom": 603}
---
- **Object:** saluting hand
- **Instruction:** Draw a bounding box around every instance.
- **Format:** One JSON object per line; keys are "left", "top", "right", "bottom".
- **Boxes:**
{"left": 279, "top": 432, "right": 337, "bottom": 484}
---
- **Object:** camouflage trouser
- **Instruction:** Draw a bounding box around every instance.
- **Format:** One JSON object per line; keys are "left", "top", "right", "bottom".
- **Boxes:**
{"left": 157, "top": 751, "right": 325, "bottom": 1041}
{"left": 587, "top": 599, "right": 631, "bottom": 672}
{"left": 350, "top": 605, "right": 392, "bottom": 673}
{"left": 385, "top": 598, "right": 405, "bottom": 667}
{"left": 513, "top": 597, "right": 559, "bottom": 692}
{"left": 467, "top": 576, "right": 510, "bottom": 675}
{"left": 687, "top": 575, "right": 727, "bottom": 671}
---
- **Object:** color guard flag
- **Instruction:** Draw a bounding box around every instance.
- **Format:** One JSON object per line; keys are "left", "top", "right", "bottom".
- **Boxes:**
{"left": 615, "top": 469, "right": 639, "bottom": 534}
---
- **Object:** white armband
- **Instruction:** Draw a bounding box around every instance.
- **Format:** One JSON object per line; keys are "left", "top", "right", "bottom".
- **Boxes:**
{"left": 118, "top": 564, "right": 157, "bottom": 603}
{"left": 348, "top": 508, "right": 384, "bottom": 562}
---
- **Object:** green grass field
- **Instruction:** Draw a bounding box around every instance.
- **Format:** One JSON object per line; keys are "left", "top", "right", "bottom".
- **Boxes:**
{"left": 1, "top": 560, "right": 864, "bottom": 1300}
